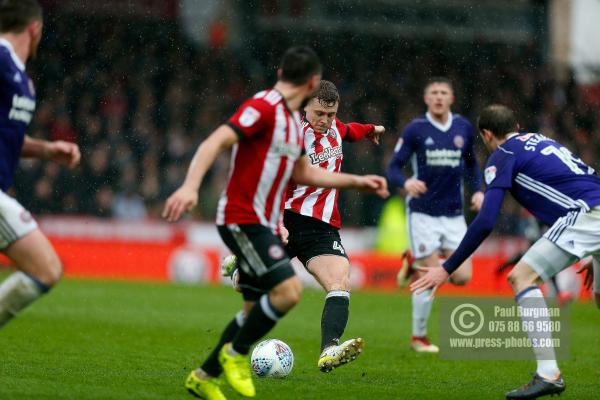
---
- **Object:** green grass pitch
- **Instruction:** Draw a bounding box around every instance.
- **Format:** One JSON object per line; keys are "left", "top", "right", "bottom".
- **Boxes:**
{"left": 0, "top": 278, "right": 599, "bottom": 399}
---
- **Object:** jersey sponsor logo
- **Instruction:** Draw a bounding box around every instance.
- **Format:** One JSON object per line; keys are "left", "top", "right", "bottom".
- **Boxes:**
{"left": 485, "top": 165, "right": 497, "bottom": 184}
{"left": 425, "top": 137, "right": 435, "bottom": 146}
{"left": 394, "top": 138, "right": 403, "bottom": 153}
{"left": 453, "top": 135, "right": 464, "bottom": 148}
{"left": 268, "top": 244, "right": 285, "bottom": 260}
{"left": 9, "top": 94, "right": 36, "bottom": 124}
{"left": 332, "top": 241, "right": 345, "bottom": 254}
{"left": 425, "top": 148, "right": 461, "bottom": 167}
{"left": 238, "top": 106, "right": 261, "bottom": 127}
{"left": 309, "top": 145, "right": 342, "bottom": 165}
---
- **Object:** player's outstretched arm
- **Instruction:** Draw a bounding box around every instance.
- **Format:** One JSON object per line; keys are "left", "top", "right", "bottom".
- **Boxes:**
{"left": 340, "top": 119, "right": 385, "bottom": 145}
{"left": 292, "top": 156, "right": 389, "bottom": 198}
{"left": 410, "top": 188, "right": 505, "bottom": 296}
{"left": 162, "top": 125, "right": 238, "bottom": 222}
{"left": 365, "top": 125, "right": 385, "bottom": 145}
{"left": 21, "top": 135, "right": 81, "bottom": 168}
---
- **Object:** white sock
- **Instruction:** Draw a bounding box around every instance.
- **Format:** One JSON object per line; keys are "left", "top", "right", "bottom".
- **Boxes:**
{"left": 412, "top": 289, "right": 433, "bottom": 337}
{"left": 516, "top": 286, "right": 560, "bottom": 380}
{"left": 0, "top": 271, "right": 45, "bottom": 328}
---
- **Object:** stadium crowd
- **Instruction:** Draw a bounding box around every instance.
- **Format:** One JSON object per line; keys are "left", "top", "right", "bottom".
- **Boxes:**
{"left": 12, "top": 14, "right": 600, "bottom": 234}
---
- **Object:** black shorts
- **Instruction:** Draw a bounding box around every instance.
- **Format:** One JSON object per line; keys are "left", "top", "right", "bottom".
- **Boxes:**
{"left": 218, "top": 224, "right": 295, "bottom": 301}
{"left": 283, "top": 210, "right": 348, "bottom": 267}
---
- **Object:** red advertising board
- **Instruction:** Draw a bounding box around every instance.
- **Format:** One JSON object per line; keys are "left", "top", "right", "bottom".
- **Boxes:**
{"left": 0, "top": 217, "right": 592, "bottom": 301}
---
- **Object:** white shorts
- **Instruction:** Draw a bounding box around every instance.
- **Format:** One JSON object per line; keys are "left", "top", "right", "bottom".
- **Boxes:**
{"left": 522, "top": 206, "right": 600, "bottom": 284}
{"left": 407, "top": 211, "right": 467, "bottom": 259}
{"left": 0, "top": 190, "right": 38, "bottom": 250}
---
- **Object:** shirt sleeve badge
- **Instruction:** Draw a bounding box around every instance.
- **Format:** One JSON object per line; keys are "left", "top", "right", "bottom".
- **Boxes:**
{"left": 239, "top": 106, "right": 260, "bottom": 127}
{"left": 484, "top": 165, "right": 497, "bottom": 185}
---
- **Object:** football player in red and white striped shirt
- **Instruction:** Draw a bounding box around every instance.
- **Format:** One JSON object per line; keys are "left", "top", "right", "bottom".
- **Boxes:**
{"left": 163, "top": 47, "right": 389, "bottom": 400}
{"left": 284, "top": 80, "right": 385, "bottom": 372}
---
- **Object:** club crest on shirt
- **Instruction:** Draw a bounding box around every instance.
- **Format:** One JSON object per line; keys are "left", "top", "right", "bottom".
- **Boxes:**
{"left": 485, "top": 165, "right": 497, "bottom": 185}
{"left": 238, "top": 106, "right": 260, "bottom": 127}
{"left": 453, "top": 135, "right": 464, "bottom": 148}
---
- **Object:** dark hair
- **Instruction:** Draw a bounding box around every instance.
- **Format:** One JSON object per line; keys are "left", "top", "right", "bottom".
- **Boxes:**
{"left": 279, "top": 46, "right": 322, "bottom": 85}
{"left": 477, "top": 104, "right": 519, "bottom": 138}
{"left": 0, "top": 0, "right": 42, "bottom": 33}
{"left": 313, "top": 80, "right": 339, "bottom": 107}
{"left": 424, "top": 76, "right": 453, "bottom": 93}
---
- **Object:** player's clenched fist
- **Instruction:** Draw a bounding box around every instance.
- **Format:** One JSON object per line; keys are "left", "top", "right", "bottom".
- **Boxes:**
{"left": 47, "top": 140, "right": 81, "bottom": 168}
{"left": 404, "top": 178, "right": 427, "bottom": 198}
{"left": 162, "top": 185, "right": 198, "bottom": 222}
{"left": 357, "top": 175, "right": 389, "bottom": 198}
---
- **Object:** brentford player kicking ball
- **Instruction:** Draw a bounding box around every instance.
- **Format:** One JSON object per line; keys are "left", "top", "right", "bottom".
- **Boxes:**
{"left": 223, "top": 80, "right": 385, "bottom": 373}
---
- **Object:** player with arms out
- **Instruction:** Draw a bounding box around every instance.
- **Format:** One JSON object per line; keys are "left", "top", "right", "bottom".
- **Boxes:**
{"left": 412, "top": 104, "right": 600, "bottom": 399}
{"left": 285, "top": 80, "right": 384, "bottom": 372}
{"left": 162, "top": 47, "right": 389, "bottom": 400}
{"left": 0, "top": 0, "right": 80, "bottom": 329}
{"left": 386, "top": 77, "right": 483, "bottom": 352}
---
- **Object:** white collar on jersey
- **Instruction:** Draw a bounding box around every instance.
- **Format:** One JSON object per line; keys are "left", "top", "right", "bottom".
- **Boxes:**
{"left": 426, "top": 111, "right": 453, "bottom": 132}
{"left": 0, "top": 38, "right": 26, "bottom": 71}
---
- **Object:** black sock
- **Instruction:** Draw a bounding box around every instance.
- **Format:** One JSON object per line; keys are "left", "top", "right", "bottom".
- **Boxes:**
{"left": 321, "top": 291, "right": 350, "bottom": 351}
{"left": 231, "top": 294, "right": 285, "bottom": 355}
{"left": 201, "top": 311, "right": 244, "bottom": 377}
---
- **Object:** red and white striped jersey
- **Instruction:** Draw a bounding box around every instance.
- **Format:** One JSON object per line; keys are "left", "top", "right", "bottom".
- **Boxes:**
{"left": 284, "top": 118, "right": 374, "bottom": 228}
{"left": 216, "top": 89, "right": 304, "bottom": 233}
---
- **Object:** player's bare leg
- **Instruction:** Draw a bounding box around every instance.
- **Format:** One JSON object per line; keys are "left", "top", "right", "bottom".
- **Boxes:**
{"left": 308, "top": 255, "right": 363, "bottom": 372}
{"left": 0, "top": 229, "right": 61, "bottom": 328}
{"left": 505, "top": 260, "right": 565, "bottom": 399}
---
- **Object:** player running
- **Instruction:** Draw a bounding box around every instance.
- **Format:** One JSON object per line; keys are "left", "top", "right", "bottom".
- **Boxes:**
{"left": 412, "top": 104, "right": 600, "bottom": 399}
{"left": 0, "top": 0, "right": 81, "bottom": 328}
{"left": 162, "top": 47, "right": 389, "bottom": 400}
{"left": 386, "top": 77, "right": 483, "bottom": 352}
